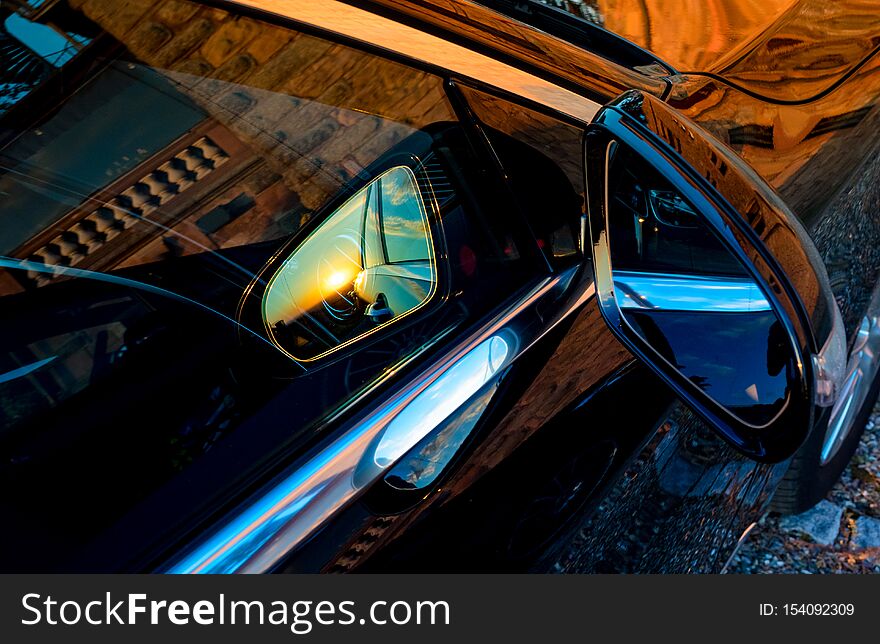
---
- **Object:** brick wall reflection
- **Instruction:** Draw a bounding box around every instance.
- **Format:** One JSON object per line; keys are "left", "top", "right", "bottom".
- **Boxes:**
{"left": 6, "top": 0, "right": 455, "bottom": 291}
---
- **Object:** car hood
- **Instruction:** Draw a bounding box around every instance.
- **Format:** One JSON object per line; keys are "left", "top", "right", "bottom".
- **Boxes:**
{"left": 592, "top": 0, "right": 880, "bottom": 103}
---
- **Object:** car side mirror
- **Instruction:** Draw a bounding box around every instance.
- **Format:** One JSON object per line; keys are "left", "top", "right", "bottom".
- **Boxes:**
{"left": 585, "top": 91, "right": 843, "bottom": 462}
{"left": 262, "top": 165, "right": 437, "bottom": 362}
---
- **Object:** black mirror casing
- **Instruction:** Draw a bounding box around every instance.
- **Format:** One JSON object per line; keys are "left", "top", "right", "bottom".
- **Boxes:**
{"left": 585, "top": 91, "right": 838, "bottom": 462}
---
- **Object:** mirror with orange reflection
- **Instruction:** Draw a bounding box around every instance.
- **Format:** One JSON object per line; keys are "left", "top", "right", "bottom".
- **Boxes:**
{"left": 263, "top": 166, "right": 437, "bottom": 361}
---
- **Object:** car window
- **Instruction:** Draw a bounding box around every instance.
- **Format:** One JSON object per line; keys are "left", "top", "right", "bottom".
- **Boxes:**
{"left": 0, "top": 0, "right": 543, "bottom": 571}
{"left": 459, "top": 85, "right": 585, "bottom": 268}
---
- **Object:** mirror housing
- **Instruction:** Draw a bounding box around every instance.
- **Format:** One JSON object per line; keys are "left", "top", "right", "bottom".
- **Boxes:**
{"left": 586, "top": 91, "right": 841, "bottom": 462}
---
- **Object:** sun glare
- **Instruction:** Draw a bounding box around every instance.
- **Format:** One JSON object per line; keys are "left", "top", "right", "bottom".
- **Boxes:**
{"left": 325, "top": 271, "right": 351, "bottom": 290}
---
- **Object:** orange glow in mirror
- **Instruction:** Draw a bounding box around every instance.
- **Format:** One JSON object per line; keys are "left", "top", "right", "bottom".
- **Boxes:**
{"left": 263, "top": 166, "right": 437, "bottom": 361}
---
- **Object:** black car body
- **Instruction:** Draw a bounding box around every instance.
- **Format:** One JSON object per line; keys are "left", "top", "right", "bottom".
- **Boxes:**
{"left": 0, "top": 0, "right": 878, "bottom": 573}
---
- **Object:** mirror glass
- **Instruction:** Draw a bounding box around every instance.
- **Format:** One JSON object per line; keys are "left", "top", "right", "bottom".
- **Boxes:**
{"left": 263, "top": 166, "right": 437, "bottom": 361}
{"left": 605, "top": 142, "right": 795, "bottom": 427}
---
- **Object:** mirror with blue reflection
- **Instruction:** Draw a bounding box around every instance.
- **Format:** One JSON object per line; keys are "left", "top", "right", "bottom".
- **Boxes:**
{"left": 605, "top": 142, "right": 795, "bottom": 427}
{"left": 263, "top": 166, "right": 437, "bottom": 361}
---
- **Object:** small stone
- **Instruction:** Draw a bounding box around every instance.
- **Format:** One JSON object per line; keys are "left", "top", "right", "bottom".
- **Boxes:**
{"left": 778, "top": 500, "right": 844, "bottom": 545}
{"left": 852, "top": 515, "right": 880, "bottom": 549}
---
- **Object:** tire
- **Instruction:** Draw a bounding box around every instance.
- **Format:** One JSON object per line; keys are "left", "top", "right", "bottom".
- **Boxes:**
{"left": 770, "top": 368, "right": 880, "bottom": 515}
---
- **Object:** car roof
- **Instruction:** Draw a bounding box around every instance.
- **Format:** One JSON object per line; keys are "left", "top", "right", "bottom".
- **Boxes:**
{"left": 338, "top": 0, "right": 880, "bottom": 106}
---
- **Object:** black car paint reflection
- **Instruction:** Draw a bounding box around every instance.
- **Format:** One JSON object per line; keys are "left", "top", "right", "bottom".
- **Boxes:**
{"left": 0, "top": 0, "right": 876, "bottom": 574}
{"left": 626, "top": 310, "right": 791, "bottom": 425}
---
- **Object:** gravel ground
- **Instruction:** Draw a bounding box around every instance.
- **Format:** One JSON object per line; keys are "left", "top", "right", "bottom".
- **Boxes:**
{"left": 727, "top": 400, "right": 880, "bottom": 573}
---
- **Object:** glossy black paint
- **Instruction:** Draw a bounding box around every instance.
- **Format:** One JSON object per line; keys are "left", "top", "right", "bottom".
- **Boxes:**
{"left": 475, "top": 0, "right": 675, "bottom": 74}
{"left": 0, "top": 0, "right": 876, "bottom": 574}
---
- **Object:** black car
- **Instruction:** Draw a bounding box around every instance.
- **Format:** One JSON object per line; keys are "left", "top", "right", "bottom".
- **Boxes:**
{"left": 0, "top": 0, "right": 878, "bottom": 573}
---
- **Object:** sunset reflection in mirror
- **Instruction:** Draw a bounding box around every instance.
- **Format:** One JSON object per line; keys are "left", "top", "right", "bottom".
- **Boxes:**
{"left": 263, "top": 166, "right": 436, "bottom": 361}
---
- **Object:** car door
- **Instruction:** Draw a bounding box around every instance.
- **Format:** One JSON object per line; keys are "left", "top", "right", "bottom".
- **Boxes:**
{"left": 353, "top": 84, "right": 842, "bottom": 574}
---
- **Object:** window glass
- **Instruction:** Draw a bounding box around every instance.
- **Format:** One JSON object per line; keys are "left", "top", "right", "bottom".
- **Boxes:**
{"left": 459, "top": 86, "right": 584, "bottom": 267}
{"left": 379, "top": 170, "right": 433, "bottom": 264}
{"left": 0, "top": 0, "right": 464, "bottom": 571}
{"left": 363, "top": 185, "right": 384, "bottom": 269}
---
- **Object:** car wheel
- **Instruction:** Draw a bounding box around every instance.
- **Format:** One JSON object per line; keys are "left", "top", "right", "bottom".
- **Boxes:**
{"left": 771, "top": 314, "right": 880, "bottom": 514}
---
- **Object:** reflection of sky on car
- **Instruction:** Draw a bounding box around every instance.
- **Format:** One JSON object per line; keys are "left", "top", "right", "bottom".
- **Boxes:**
{"left": 4, "top": 12, "right": 82, "bottom": 66}
{"left": 378, "top": 169, "right": 432, "bottom": 262}
{"left": 263, "top": 166, "right": 434, "bottom": 345}
{"left": 387, "top": 383, "right": 498, "bottom": 489}
{"left": 1, "top": 11, "right": 91, "bottom": 116}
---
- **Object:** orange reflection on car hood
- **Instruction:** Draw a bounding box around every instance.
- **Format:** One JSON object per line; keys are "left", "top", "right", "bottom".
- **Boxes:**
{"left": 598, "top": 0, "right": 880, "bottom": 102}
{"left": 598, "top": 0, "right": 799, "bottom": 72}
